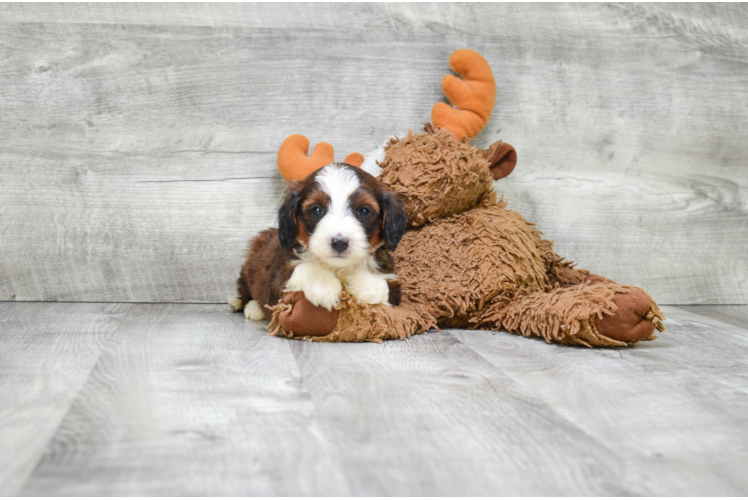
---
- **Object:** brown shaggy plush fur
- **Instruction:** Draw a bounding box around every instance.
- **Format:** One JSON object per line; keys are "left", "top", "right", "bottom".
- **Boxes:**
{"left": 379, "top": 125, "right": 494, "bottom": 227}
{"left": 269, "top": 124, "right": 665, "bottom": 347}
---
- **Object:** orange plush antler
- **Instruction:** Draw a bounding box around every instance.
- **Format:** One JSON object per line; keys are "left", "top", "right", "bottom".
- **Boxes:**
{"left": 343, "top": 152, "right": 364, "bottom": 167}
{"left": 277, "top": 135, "right": 334, "bottom": 182}
{"left": 431, "top": 49, "right": 496, "bottom": 141}
{"left": 277, "top": 135, "right": 364, "bottom": 182}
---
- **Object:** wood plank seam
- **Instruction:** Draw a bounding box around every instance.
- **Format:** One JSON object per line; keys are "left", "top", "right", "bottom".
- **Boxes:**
{"left": 11, "top": 304, "right": 133, "bottom": 496}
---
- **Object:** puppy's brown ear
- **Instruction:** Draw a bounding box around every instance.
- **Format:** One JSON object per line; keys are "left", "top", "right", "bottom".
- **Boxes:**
{"left": 381, "top": 190, "right": 407, "bottom": 251}
{"left": 278, "top": 184, "right": 301, "bottom": 249}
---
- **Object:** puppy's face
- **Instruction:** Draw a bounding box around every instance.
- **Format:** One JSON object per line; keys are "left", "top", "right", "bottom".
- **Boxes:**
{"left": 278, "top": 163, "right": 406, "bottom": 268}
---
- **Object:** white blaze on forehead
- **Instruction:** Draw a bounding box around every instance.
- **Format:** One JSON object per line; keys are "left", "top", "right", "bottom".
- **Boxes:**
{"left": 308, "top": 164, "right": 369, "bottom": 268}
{"left": 315, "top": 163, "right": 361, "bottom": 213}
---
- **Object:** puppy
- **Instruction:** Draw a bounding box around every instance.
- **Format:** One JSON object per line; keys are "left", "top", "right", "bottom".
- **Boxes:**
{"left": 228, "top": 163, "right": 407, "bottom": 320}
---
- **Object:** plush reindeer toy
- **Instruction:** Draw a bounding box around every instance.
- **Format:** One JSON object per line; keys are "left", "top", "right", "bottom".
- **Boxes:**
{"left": 238, "top": 49, "right": 665, "bottom": 347}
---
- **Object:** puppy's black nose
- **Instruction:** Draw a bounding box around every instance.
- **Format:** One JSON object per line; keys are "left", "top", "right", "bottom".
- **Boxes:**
{"left": 331, "top": 236, "right": 349, "bottom": 253}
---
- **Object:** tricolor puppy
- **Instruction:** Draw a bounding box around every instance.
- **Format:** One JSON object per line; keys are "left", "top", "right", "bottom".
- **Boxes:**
{"left": 229, "top": 163, "right": 407, "bottom": 321}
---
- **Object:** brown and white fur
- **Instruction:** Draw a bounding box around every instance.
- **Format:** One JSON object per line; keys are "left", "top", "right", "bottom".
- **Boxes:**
{"left": 228, "top": 163, "right": 407, "bottom": 320}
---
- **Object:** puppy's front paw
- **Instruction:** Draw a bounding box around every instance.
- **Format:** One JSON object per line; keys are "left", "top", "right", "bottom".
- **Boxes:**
{"left": 345, "top": 272, "right": 390, "bottom": 306}
{"left": 284, "top": 263, "right": 342, "bottom": 310}
{"left": 301, "top": 277, "right": 342, "bottom": 310}
{"left": 227, "top": 296, "right": 243, "bottom": 312}
{"left": 244, "top": 300, "right": 266, "bottom": 320}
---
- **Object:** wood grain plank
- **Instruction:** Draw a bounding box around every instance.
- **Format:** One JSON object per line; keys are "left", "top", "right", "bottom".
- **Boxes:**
{"left": 6, "top": 302, "right": 748, "bottom": 495}
{"left": 450, "top": 306, "right": 748, "bottom": 496}
{"left": 288, "top": 331, "right": 641, "bottom": 496}
{"left": 20, "top": 304, "right": 350, "bottom": 496}
{"left": 680, "top": 305, "right": 748, "bottom": 329}
{"left": 0, "top": 2, "right": 395, "bottom": 29}
{"left": 0, "top": 4, "right": 746, "bottom": 303}
{"left": 2, "top": 3, "right": 747, "bottom": 42}
{"left": 0, "top": 151, "right": 286, "bottom": 302}
{"left": 0, "top": 302, "right": 130, "bottom": 495}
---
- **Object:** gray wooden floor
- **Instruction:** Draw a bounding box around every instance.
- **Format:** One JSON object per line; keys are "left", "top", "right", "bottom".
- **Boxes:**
{"left": 1, "top": 303, "right": 746, "bottom": 496}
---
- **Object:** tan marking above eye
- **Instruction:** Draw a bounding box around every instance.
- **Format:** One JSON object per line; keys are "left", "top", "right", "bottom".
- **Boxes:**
{"left": 351, "top": 191, "right": 380, "bottom": 215}
{"left": 301, "top": 189, "right": 330, "bottom": 212}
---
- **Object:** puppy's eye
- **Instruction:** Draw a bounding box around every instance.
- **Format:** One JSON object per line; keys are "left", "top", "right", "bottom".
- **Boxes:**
{"left": 308, "top": 205, "right": 325, "bottom": 217}
{"left": 356, "top": 206, "right": 371, "bottom": 218}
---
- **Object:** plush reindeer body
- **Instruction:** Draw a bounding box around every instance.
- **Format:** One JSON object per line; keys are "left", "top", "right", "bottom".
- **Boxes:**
{"left": 263, "top": 50, "right": 665, "bottom": 347}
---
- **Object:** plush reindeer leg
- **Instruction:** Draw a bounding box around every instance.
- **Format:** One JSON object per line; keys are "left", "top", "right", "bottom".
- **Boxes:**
{"left": 269, "top": 291, "right": 437, "bottom": 343}
{"left": 582, "top": 275, "right": 667, "bottom": 343}
{"left": 270, "top": 291, "right": 340, "bottom": 338}
{"left": 535, "top": 239, "right": 591, "bottom": 288}
{"left": 474, "top": 282, "right": 665, "bottom": 348}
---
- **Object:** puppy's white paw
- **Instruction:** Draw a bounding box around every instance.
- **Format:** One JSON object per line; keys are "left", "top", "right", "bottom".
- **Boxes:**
{"left": 304, "top": 278, "right": 343, "bottom": 310}
{"left": 284, "top": 262, "right": 342, "bottom": 310}
{"left": 227, "top": 296, "right": 243, "bottom": 312}
{"left": 345, "top": 271, "right": 390, "bottom": 306}
{"left": 244, "top": 300, "right": 265, "bottom": 320}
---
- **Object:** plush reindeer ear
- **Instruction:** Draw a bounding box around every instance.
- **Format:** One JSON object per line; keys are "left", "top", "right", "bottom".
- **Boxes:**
{"left": 278, "top": 186, "right": 301, "bottom": 249}
{"left": 381, "top": 190, "right": 407, "bottom": 251}
{"left": 481, "top": 140, "right": 517, "bottom": 180}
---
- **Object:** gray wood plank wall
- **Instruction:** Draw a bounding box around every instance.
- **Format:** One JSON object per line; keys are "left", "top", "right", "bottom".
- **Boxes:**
{"left": 1, "top": 3, "right": 746, "bottom": 304}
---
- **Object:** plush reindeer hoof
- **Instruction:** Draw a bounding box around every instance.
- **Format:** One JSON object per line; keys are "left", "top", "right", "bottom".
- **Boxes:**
{"left": 593, "top": 285, "right": 657, "bottom": 343}
{"left": 279, "top": 291, "right": 338, "bottom": 337}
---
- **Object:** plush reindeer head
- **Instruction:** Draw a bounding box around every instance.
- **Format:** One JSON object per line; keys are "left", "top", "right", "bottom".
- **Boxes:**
{"left": 378, "top": 50, "right": 517, "bottom": 227}
{"left": 275, "top": 49, "right": 517, "bottom": 228}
